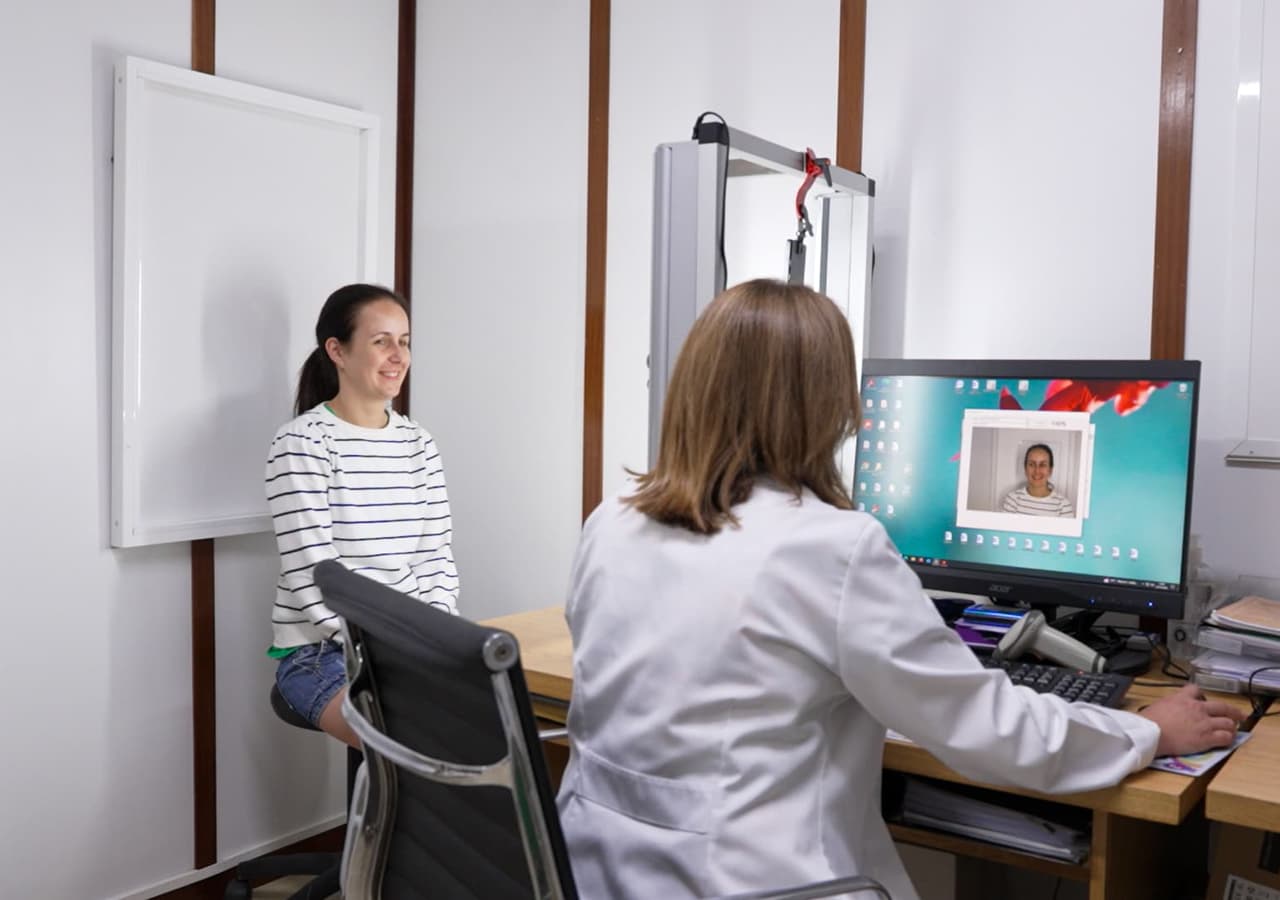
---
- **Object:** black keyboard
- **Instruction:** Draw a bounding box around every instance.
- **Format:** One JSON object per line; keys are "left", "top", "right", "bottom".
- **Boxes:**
{"left": 981, "top": 657, "right": 1132, "bottom": 709}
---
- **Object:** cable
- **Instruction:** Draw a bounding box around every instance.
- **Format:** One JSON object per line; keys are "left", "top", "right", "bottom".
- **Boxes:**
{"left": 692, "top": 111, "right": 729, "bottom": 289}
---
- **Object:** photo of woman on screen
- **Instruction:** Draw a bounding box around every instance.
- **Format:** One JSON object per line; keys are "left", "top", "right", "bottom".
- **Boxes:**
{"left": 1001, "top": 443, "right": 1075, "bottom": 517}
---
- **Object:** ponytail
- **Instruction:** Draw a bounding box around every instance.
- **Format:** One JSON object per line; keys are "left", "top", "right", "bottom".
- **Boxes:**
{"left": 294, "top": 346, "right": 338, "bottom": 415}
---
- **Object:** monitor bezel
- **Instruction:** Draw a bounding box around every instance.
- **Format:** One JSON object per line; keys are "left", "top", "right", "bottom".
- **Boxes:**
{"left": 856, "top": 358, "right": 1201, "bottom": 620}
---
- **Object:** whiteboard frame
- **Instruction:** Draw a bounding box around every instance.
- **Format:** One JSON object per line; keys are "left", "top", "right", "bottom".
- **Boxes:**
{"left": 111, "top": 56, "right": 380, "bottom": 547}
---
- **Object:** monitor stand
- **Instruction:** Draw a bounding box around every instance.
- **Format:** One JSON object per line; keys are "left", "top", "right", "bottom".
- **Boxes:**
{"left": 1048, "top": 609, "right": 1153, "bottom": 676}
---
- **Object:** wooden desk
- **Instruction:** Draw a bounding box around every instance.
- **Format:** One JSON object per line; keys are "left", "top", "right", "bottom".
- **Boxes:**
{"left": 485, "top": 605, "right": 1230, "bottom": 900}
{"left": 1206, "top": 708, "right": 1280, "bottom": 831}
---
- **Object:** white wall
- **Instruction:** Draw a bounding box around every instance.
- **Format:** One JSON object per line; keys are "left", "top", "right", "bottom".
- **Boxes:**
{"left": 863, "top": 0, "right": 1164, "bottom": 360}
{"left": 1185, "top": 0, "right": 1280, "bottom": 583}
{"left": 602, "top": 0, "right": 842, "bottom": 498}
{"left": 410, "top": 3, "right": 589, "bottom": 620}
{"left": 0, "top": 3, "right": 399, "bottom": 897}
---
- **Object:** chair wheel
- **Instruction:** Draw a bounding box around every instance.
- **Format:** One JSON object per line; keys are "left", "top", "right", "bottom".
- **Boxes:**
{"left": 223, "top": 877, "right": 252, "bottom": 900}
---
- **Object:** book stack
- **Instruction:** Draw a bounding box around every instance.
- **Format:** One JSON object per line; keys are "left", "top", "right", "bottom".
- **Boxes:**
{"left": 950, "top": 605, "right": 1023, "bottom": 653}
{"left": 1192, "top": 595, "right": 1280, "bottom": 696}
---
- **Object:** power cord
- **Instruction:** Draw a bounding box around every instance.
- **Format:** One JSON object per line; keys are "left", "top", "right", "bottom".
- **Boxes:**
{"left": 691, "top": 111, "right": 729, "bottom": 289}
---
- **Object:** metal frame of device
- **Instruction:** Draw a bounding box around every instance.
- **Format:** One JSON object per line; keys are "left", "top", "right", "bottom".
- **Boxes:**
{"left": 648, "top": 123, "right": 876, "bottom": 465}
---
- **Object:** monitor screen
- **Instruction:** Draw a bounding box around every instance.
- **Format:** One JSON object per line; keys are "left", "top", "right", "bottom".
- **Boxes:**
{"left": 850, "top": 359, "right": 1200, "bottom": 619}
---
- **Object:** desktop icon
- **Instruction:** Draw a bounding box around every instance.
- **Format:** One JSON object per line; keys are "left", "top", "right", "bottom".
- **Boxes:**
{"left": 955, "top": 379, "right": 965, "bottom": 390}
{"left": 1092, "top": 545, "right": 1103, "bottom": 557}
{"left": 944, "top": 531, "right": 953, "bottom": 543}
{"left": 1040, "top": 539, "right": 1050, "bottom": 552}
{"left": 1024, "top": 538, "right": 1034, "bottom": 550}
{"left": 1018, "top": 380, "right": 1029, "bottom": 393}
{"left": 1075, "top": 543, "right": 1085, "bottom": 555}
{"left": 873, "top": 483, "right": 881, "bottom": 493}
{"left": 985, "top": 379, "right": 996, "bottom": 391}
{"left": 974, "top": 534, "right": 984, "bottom": 545}
{"left": 876, "top": 440, "right": 885, "bottom": 451}
{"left": 970, "top": 380, "right": 979, "bottom": 390}
{"left": 959, "top": 532, "right": 968, "bottom": 543}
{"left": 880, "top": 399, "right": 889, "bottom": 409}
{"left": 990, "top": 536, "right": 999, "bottom": 547}
{"left": 1129, "top": 548, "right": 1139, "bottom": 560}
{"left": 1058, "top": 541, "right": 1067, "bottom": 553}
{"left": 886, "top": 504, "right": 895, "bottom": 516}
{"left": 1111, "top": 547, "right": 1121, "bottom": 559}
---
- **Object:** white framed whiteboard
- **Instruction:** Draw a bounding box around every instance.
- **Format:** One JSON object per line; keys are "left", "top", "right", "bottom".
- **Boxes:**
{"left": 111, "top": 56, "right": 380, "bottom": 547}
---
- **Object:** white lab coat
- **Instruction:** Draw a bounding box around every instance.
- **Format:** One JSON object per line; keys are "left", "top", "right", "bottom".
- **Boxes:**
{"left": 556, "top": 482, "right": 1159, "bottom": 900}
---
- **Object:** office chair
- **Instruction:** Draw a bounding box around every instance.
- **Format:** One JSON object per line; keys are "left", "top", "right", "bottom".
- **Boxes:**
{"left": 313, "top": 560, "right": 891, "bottom": 900}
{"left": 223, "top": 685, "right": 361, "bottom": 900}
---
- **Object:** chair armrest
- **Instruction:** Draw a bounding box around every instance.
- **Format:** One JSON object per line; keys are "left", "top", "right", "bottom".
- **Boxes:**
{"left": 537, "top": 727, "right": 568, "bottom": 741}
{"left": 714, "top": 874, "right": 892, "bottom": 899}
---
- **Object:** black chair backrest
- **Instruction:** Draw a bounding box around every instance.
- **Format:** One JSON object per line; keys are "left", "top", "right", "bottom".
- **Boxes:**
{"left": 315, "top": 560, "right": 577, "bottom": 900}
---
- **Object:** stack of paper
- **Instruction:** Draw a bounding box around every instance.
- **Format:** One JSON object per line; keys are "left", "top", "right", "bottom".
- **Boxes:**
{"left": 897, "top": 778, "right": 1089, "bottom": 863}
{"left": 1193, "top": 595, "right": 1280, "bottom": 696}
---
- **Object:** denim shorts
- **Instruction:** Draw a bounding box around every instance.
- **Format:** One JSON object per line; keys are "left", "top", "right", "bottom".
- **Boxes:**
{"left": 275, "top": 640, "right": 347, "bottom": 727}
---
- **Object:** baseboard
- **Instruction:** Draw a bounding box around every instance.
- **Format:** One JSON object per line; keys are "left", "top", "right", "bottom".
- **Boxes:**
{"left": 107, "top": 816, "right": 346, "bottom": 900}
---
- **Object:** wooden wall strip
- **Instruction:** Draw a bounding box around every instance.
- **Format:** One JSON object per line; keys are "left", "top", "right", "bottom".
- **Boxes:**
{"left": 191, "top": 538, "right": 217, "bottom": 868}
{"left": 190, "top": 0, "right": 217, "bottom": 870}
{"left": 836, "top": 0, "right": 868, "bottom": 174}
{"left": 581, "top": 0, "right": 610, "bottom": 521}
{"left": 191, "top": 0, "right": 215, "bottom": 76}
{"left": 395, "top": 0, "right": 416, "bottom": 417}
{"left": 1150, "top": 0, "right": 1198, "bottom": 360}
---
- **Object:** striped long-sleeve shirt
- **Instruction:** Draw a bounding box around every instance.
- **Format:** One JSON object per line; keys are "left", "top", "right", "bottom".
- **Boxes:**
{"left": 1000, "top": 485, "right": 1075, "bottom": 517}
{"left": 265, "top": 404, "right": 459, "bottom": 647}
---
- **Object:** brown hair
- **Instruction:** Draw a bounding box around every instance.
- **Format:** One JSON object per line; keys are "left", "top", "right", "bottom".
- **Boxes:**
{"left": 626, "top": 279, "right": 860, "bottom": 533}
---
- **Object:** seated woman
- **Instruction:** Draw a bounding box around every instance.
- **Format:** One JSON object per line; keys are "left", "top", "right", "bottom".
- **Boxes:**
{"left": 1001, "top": 443, "right": 1075, "bottom": 516}
{"left": 556, "top": 279, "right": 1240, "bottom": 900}
{"left": 265, "top": 284, "right": 459, "bottom": 748}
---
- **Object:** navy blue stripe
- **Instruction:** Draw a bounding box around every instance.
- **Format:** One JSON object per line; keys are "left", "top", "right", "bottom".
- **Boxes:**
{"left": 266, "top": 450, "right": 328, "bottom": 465}
{"left": 274, "top": 598, "right": 328, "bottom": 612}
{"left": 278, "top": 581, "right": 314, "bottom": 593}
{"left": 330, "top": 515, "right": 428, "bottom": 526}
{"left": 337, "top": 550, "right": 420, "bottom": 561}
{"left": 268, "top": 488, "right": 328, "bottom": 501}
{"left": 330, "top": 483, "right": 428, "bottom": 493}
{"left": 273, "top": 505, "right": 329, "bottom": 519}
{"left": 281, "top": 541, "right": 335, "bottom": 558}
{"left": 330, "top": 500, "right": 431, "bottom": 510}
{"left": 413, "top": 569, "right": 457, "bottom": 580}
{"left": 339, "top": 466, "right": 428, "bottom": 476}
{"left": 276, "top": 523, "right": 332, "bottom": 538}
{"left": 271, "top": 431, "right": 324, "bottom": 446}
{"left": 332, "top": 533, "right": 427, "bottom": 544}
{"left": 335, "top": 451, "right": 424, "bottom": 460}
{"left": 331, "top": 436, "right": 417, "bottom": 444}
{"left": 266, "top": 469, "right": 328, "bottom": 484}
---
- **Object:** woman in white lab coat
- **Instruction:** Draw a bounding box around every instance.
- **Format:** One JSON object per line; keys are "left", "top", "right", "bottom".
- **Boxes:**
{"left": 555, "top": 279, "right": 1242, "bottom": 900}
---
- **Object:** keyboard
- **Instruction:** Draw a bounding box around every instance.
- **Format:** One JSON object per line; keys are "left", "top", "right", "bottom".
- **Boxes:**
{"left": 982, "top": 656, "right": 1132, "bottom": 709}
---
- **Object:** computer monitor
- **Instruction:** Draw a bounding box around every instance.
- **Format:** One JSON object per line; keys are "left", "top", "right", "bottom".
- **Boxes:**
{"left": 850, "top": 359, "right": 1200, "bottom": 621}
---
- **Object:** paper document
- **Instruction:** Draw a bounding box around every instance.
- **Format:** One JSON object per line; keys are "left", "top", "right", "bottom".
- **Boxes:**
{"left": 1193, "top": 651, "right": 1280, "bottom": 693}
{"left": 898, "top": 778, "right": 1089, "bottom": 863}
{"left": 1148, "top": 731, "right": 1251, "bottom": 776}
{"left": 1224, "top": 874, "right": 1280, "bottom": 900}
{"left": 1210, "top": 595, "right": 1280, "bottom": 637}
